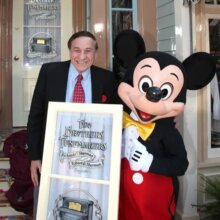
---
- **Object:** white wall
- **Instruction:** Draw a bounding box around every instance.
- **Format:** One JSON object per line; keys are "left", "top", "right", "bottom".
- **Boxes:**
{"left": 156, "top": 0, "right": 176, "bottom": 54}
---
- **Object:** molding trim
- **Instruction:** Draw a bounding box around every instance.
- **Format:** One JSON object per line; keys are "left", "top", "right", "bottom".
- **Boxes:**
{"left": 175, "top": 210, "right": 200, "bottom": 220}
{"left": 72, "top": 0, "right": 86, "bottom": 32}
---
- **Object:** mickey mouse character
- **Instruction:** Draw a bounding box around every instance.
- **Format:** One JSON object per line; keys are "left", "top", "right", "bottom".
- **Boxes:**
{"left": 118, "top": 51, "right": 216, "bottom": 220}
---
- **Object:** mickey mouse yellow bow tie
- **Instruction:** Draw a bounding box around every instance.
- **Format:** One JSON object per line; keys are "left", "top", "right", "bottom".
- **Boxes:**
{"left": 123, "top": 111, "right": 155, "bottom": 140}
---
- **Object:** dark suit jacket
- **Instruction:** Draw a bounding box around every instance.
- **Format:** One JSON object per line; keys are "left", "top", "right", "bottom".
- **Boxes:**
{"left": 27, "top": 60, "right": 119, "bottom": 160}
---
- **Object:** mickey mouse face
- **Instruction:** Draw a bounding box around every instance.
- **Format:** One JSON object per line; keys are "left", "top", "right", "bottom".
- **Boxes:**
{"left": 134, "top": 58, "right": 184, "bottom": 102}
{"left": 118, "top": 51, "right": 216, "bottom": 124}
{"left": 118, "top": 57, "right": 185, "bottom": 123}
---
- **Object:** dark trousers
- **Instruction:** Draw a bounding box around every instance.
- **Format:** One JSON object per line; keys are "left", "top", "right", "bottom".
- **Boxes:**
{"left": 33, "top": 186, "right": 39, "bottom": 220}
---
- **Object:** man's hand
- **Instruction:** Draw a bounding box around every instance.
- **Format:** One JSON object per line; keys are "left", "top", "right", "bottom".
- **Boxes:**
{"left": 31, "top": 160, "right": 41, "bottom": 186}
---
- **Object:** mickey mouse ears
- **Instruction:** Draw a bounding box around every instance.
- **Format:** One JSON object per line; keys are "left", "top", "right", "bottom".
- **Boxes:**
{"left": 183, "top": 52, "right": 216, "bottom": 90}
{"left": 113, "top": 30, "right": 146, "bottom": 68}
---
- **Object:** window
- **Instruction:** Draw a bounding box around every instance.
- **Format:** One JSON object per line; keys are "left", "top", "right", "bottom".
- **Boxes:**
{"left": 209, "top": 18, "right": 220, "bottom": 151}
{"left": 206, "top": 15, "right": 220, "bottom": 158}
{"left": 37, "top": 102, "right": 123, "bottom": 219}
{"left": 23, "top": 0, "right": 61, "bottom": 65}
{"left": 109, "top": 0, "right": 138, "bottom": 69}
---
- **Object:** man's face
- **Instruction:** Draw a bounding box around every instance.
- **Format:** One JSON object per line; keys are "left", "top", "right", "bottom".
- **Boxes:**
{"left": 69, "top": 36, "right": 97, "bottom": 73}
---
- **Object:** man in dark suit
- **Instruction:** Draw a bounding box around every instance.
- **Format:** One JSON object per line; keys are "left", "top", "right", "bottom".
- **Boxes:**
{"left": 27, "top": 31, "right": 119, "bottom": 218}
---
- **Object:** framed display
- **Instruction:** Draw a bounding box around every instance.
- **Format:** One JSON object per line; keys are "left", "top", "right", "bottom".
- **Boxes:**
{"left": 23, "top": 0, "right": 61, "bottom": 65}
{"left": 36, "top": 102, "right": 123, "bottom": 220}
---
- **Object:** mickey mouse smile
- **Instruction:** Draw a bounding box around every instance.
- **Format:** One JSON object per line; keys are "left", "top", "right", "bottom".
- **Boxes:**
{"left": 136, "top": 108, "right": 156, "bottom": 122}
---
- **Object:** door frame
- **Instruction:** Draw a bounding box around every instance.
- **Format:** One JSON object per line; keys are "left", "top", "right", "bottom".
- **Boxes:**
{"left": 0, "top": 0, "right": 13, "bottom": 131}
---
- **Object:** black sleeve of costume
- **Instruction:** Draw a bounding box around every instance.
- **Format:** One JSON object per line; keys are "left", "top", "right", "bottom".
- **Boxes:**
{"left": 144, "top": 120, "right": 189, "bottom": 176}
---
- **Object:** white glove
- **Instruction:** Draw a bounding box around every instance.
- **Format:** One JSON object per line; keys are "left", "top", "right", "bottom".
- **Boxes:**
{"left": 129, "top": 139, "right": 153, "bottom": 172}
{"left": 121, "top": 126, "right": 139, "bottom": 159}
{"left": 123, "top": 125, "right": 139, "bottom": 140}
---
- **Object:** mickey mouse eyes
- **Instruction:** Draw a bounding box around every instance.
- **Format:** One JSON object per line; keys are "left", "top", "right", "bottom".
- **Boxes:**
{"left": 138, "top": 76, "right": 173, "bottom": 100}
{"left": 160, "top": 83, "right": 173, "bottom": 100}
{"left": 139, "top": 76, "right": 153, "bottom": 94}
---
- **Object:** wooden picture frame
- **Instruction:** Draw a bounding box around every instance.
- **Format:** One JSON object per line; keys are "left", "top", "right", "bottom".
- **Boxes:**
{"left": 36, "top": 102, "right": 123, "bottom": 220}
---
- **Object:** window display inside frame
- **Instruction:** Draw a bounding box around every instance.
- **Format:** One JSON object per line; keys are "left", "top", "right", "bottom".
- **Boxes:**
{"left": 36, "top": 102, "right": 123, "bottom": 220}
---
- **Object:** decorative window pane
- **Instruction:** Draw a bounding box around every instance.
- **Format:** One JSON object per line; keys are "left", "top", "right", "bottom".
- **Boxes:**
{"left": 112, "top": 0, "right": 132, "bottom": 8}
{"left": 36, "top": 103, "right": 122, "bottom": 220}
{"left": 23, "top": 0, "right": 61, "bottom": 66}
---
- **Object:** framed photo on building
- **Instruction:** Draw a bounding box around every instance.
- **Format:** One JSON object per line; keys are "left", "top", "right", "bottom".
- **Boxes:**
{"left": 36, "top": 102, "right": 123, "bottom": 220}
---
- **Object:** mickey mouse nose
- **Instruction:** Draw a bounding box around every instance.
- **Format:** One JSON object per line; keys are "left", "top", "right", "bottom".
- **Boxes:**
{"left": 146, "top": 87, "right": 162, "bottom": 102}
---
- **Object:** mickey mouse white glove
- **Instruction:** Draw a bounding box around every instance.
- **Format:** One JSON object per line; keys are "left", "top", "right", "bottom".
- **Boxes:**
{"left": 121, "top": 126, "right": 139, "bottom": 159}
{"left": 129, "top": 139, "right": 153, "bottom": 172}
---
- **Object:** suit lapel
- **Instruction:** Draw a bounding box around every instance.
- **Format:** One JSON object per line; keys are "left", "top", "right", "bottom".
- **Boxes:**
{"left": 91, "top": 66, "right": 101, "bottom": 103}
{"left": 58, "top": 61, "right": 70, "bottom": 101}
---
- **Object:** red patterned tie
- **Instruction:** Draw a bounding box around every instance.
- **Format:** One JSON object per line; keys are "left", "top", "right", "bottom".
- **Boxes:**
{"left": 72, "top": 74, "right": 85, "bottom": 103}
